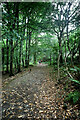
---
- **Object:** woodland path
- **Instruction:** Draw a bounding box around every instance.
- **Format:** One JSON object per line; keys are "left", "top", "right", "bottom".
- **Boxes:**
{"left": 2, "top": 64, "right": 79, "bottom": 119}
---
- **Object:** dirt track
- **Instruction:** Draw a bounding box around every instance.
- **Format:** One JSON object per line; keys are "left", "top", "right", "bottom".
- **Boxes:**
{"left": 2, "top": 64, "right": 79, "bottom": 119}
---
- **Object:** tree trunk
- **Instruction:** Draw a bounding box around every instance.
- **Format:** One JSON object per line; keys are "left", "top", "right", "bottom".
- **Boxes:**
{"left": 6, "top": 3, "right": 10, "bottom": 73}
{"left": 34, "top": 37, "right": 37, "bottom": 64}
{"left": 18, "top": 40, "right": 22, "bottom": 72}
{"left": 22, "top": 15, "right": 26, "bottom": 68}
{"left": 9, "top": 3, "right": 16, "bottom": 76}
{"left": 10, "top": 39, "right": 13, "bottom": 76}
{"left": 22, "top": 58, "right": 24, "bottom": 67}
{"left": 25, "top": 26, "right": 28, "bottom": 67}
{"left": 18, "top": 14, "right": 25, "bottom": 72}
{"left": 58, "top": 37, "right": 63, "bottom": 64}
{"left": 2, "top": 47, "right": 4, "bottom": 74}
{"left": 64, "top": 39, "right": 67, "bottom": 68}
{"left": 57, "top": 51, "right": 60, "bottom": 81}
{"left": 34, "top": 52, "right": 36, "bottom": 64}
{"left": 16, "top": 3, "right": 19, "bottom": 71}
{"left": 28, "top": 29, "right": 31, "bottom": 66}
{"left": 53, "top": 54, "right": 54, "bottom": 65}
{"left": 6, "top": 39, "right": 9, "bottom": 73}
{"left": 9, "top": 23, "right": 15, "bottom": 76}
{"left": 14, "top": 57, "right": 17, "bottom": 69}
{"left": 50, "top": 53, "right": 51, "bottom": 65}
{"left": 66, "top": 18, "right": 73, "bottom": 64}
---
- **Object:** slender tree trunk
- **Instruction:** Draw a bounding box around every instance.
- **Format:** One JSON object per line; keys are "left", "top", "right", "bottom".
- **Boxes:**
{"left": 66, "top": 18, "right": 73, "bottom": 64}
{"left": 18, "top": 40, "right": 22, "bottom": 72}
{"left": 2, "top": 47, "right": 4, "bottom": 74}
{"left": 57, "top": 51, "right": 60, "bottom": 81}
{"left": 10, "top": 39, "right": 13, "bottom": 76}
{"left": 6, "top": 39, "right": 9, "bottom": 73}
{"left": 34, "top": 52, "right": 36, "bottom": 64}
{"left": 9, "top": 3, "right": 16, "bottom": 76}
{"left": 64, "top": 40, "right": 67, "bottom": 68}
{"left": 14, "top": 56, "right": 17, "bottom": 69}
{"left": 22, "top": 58, "right": 24, "bottom": 67}
{"left": 22, "top": 15, "right": 26, "bottom": 67}
{"left": 18, "top": 14, "right": 25, "bottom": 72}
{"left": 6, "top": 3, "right": 10, "bottom": 73}
{"left": 9, "top": 23, "right": 15, "bottom": 76}
{"left": 53, "top": 54, "right": 54, "bottom": 65}
{"left": 53, "top": 53, "right": 54, "bottom": 65}
{"left": 50, "top": 53, "right": 51, "bottom": 65}
{"left": 34, "top": 38, "right": 37, "bottom": 64}
{"left": 16, "top": 3, "right": 19, "bottom": 71}
{"left": 28, "top": 29, "right": 31, "bottom": 65}
{"left": 58, "top": 37, "right": 63, "bottom": 64}
{"left": 25, "top": 26, "right": 28, "bottom": 67}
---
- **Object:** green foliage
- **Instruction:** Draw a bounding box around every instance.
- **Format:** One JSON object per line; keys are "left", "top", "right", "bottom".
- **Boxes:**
{"left": 65, "top": 91, "right": 80, "bottom": 104}
{"left": 70, "top": 66, "right": 80, "bottom": 81}
{"left": 70, "top": 66, "right": 80, "bottom": 72}
{"left": 74, "top": 66, "right": 80, "bottom": 72}
{"left": 65, "top": 66, "right": 80, "bottom": 104}
{"left": 69, "top": 78, "right": 80, "bottom": 84}
{"left": 2, "top": 2, "right": 80, "bottom": 77}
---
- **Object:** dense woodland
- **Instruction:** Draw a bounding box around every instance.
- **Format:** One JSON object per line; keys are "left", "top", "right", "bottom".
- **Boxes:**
{"left": 1, "top": 1, "right": 80, "bottom": 119}
{"left": 2, "top": 2, "right": 80, "bottom": 74}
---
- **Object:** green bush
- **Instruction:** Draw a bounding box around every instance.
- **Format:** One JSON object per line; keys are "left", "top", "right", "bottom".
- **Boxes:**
{"left": 65, "top": 91, "right": 80, "bottom": 104}
{"left": 65, "top": 66, "right": 80, "bottom": 104}
{"left": 70, "top": 66, "right": 80, "bottom": 81}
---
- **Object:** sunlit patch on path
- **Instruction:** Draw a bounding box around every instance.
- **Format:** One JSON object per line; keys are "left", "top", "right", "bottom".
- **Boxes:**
{"left": 36, "top": 63, "right": 48, "bottom": 67}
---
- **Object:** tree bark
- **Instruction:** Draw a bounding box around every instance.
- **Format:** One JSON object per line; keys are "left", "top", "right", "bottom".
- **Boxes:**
{"left": 57, "top": 51, "right": 60, "bottom": 81}
{"left": 25, "top": 26, "right": 28, "bottom": 67}
{"left": 18, "top": 40, "right": 22, "bottom": 73}
{"left": 6, "top": 3, "right": 10, "bottom": 73}
{"left": 28, "top": 29, "right": 31, "bottom": 66}
{"left": 10, "top": 38, "right": 13, "bottom": 76}
{"left": 2, "top": 47, "right": 4, "bottom": 74}
{"left": 58, "top": 37, "right": 63, "bottom": 64}
{"left": 9, "top": 3, "right": 16, "bottom": 76}
{"left": 22, "top": 15, "right": 26, "bottom": 67}
{"left": 34, "top": 52, "right": 36, "bottom": 64}
{"left": 66, "top": 4, "right": 73, "bottom": 64}
{"left": 16, "top": 3, "right": 19, "bottom": 71}
{"left": 64, "top": 39, "right": 67, "bottom": 68}
{"left": 6, "top": 39, "right": 9, "bottom": 73}
{"left": 50, "top": 53, "right": 51, "bottom": 65}
{"left": 9, "top": 23, "right": 15, "bottom": 76}
{"left": 34, "top": 37, "right": 37, "bottom": 64}
{"left": 18, "top": 14, "right": 25, "bottom": 72}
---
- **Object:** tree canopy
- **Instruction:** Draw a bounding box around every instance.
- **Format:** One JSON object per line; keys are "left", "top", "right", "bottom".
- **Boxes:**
{"left": 2, "top": 1, "right": 80, "bottom": 75}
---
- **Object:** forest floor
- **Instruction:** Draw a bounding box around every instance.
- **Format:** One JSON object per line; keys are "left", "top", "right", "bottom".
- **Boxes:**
{"left": 2, "top": 64, "right": 80, "bottom": 120}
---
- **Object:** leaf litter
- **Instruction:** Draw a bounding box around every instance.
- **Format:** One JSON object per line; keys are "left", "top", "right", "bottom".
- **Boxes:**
{"left": 2, "top": 65, "right": 80, "bottom": 119}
